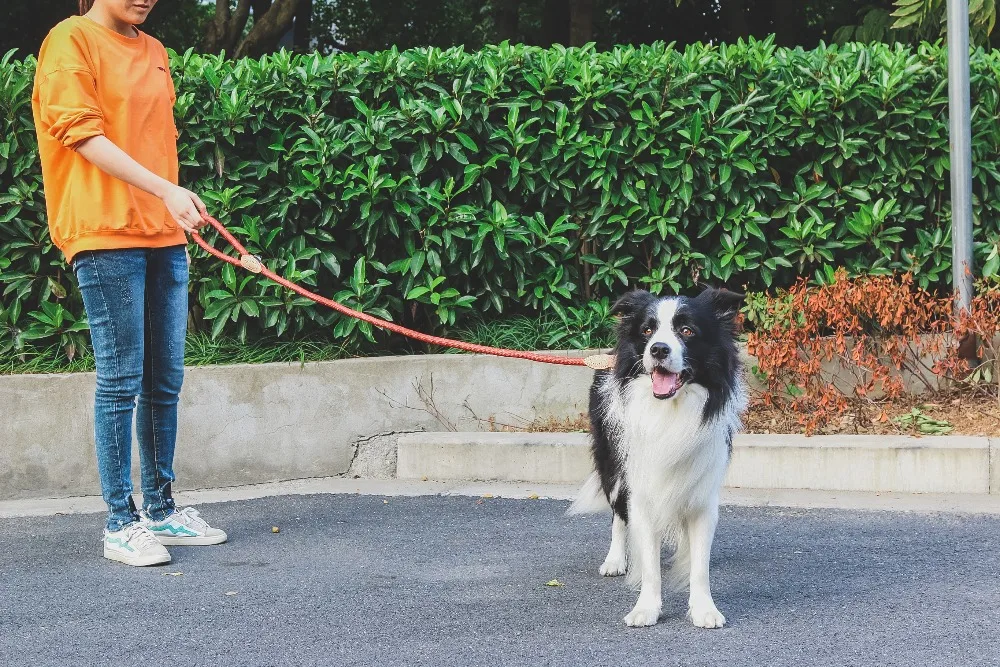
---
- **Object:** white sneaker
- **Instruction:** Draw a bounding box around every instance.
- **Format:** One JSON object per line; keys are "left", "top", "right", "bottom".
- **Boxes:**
{"left": 103, "top": 524, "right": 171, "bottom": 567}
{"left": 141, "top": 507, "right": 228, "bottom": 546}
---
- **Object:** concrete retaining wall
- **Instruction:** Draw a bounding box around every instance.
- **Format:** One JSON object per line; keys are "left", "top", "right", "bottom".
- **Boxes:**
{"left": 0, "top": 353, "right": 592, "bottom": 501}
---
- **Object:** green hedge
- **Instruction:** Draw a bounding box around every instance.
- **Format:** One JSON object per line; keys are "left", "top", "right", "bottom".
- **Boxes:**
{"left": 2, "top": 39, "right": 1000, "bottom": 356}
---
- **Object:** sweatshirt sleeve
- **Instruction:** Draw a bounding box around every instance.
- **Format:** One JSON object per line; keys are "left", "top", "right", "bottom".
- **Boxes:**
{"left": 36, "top": 67, "right": 105, "bottom": 150}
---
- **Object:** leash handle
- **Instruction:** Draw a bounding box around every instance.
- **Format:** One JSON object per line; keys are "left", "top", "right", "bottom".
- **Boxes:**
{"left": 190, "top": 215, "right": 615, "bottom": 369}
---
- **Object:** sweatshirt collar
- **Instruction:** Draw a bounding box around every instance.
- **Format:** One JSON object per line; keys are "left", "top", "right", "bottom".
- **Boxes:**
{"left": 76, "top": 15, "right": 145, "bottom": 46}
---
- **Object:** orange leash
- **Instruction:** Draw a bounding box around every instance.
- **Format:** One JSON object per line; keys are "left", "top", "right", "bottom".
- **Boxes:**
{"left": 190, "top": 216, "right": 614, "bottom": 369}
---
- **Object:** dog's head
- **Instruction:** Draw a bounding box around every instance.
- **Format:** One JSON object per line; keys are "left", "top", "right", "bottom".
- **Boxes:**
{"left": 610, "top": 287, "right": 743, "bottom": 399}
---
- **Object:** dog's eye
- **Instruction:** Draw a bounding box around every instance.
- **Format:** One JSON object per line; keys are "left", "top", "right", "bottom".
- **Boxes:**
{"left": 679, "top": 326, "right": 694, "bottom": 337}
{"left": 642, "top": 327, "right": 653, "bottom": 336}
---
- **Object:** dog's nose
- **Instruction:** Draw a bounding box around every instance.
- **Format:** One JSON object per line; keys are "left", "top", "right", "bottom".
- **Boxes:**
{"left": 650, "top": 342, "right": 670, "bottom": 359}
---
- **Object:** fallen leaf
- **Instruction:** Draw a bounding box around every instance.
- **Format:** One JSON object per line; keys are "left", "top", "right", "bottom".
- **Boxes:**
{"left": 421, "top": 476, "right": 428, "bottom": 481}
{"left": 545, "top": 579, "right": 564, "bottom": 587}
{"left": 163, "top": 572, "right": 183, "bottom": 577}
{"left": 527, "top": 493, "right": 540, "bottom": 500}
{"left": 271, "top": 526, "right": 280, "bottom": 533}
{"left": 481, "top": 494, "right": 494, "bottom": 499}
{"left": 383, "top": 500, "right": 389, "bottom": 504}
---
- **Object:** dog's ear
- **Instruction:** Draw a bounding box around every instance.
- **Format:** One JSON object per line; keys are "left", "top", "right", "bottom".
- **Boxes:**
{"left": 611, "top": 290, "right": 654, "bottom": 320}
{"left": 698, "top": 287, "right": 745, "bottom": 321}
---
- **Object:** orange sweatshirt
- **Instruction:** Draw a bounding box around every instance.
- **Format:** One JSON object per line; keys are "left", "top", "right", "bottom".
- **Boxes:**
{"left": 31, "top": 16, "right": 184, "bottom": 264}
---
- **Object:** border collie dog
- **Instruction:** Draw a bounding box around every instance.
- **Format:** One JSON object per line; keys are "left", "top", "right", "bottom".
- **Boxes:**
{"left": 571, "top": 287, "right": 747, "bottom": 628}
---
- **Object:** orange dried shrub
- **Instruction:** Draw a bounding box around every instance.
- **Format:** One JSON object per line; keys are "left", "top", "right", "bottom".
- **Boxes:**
{"left": 746, "top": 270, "right": 952, "bottom": 434}
{"left": 933, "top": 281, "right": 1000, "bottom": 402}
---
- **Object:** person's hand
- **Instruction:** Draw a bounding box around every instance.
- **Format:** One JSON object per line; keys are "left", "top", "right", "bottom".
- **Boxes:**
{"left": 161, "top": 185, "right": 208, "bottom": 233}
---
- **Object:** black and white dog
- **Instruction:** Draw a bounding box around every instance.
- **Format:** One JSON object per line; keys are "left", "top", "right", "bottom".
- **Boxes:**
{"left": 571, "top": 287, "right": 747, "bottom": 628}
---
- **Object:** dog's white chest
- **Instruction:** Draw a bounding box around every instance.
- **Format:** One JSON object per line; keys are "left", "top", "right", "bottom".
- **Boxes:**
{"left": 601, "top": 376, "right": 734, "bottom": 518}
{"left": 622, "top": 379, "right": 714, "bottom": 458}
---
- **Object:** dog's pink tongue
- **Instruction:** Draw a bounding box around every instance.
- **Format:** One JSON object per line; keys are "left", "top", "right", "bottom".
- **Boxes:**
{"left": 652, "top": 370, "right": 679, "bottom": 396}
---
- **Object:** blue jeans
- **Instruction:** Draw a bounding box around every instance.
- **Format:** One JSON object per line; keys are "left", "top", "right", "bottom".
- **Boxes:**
{"left": 72, "top": 246, "right": 188, "bottom": 532}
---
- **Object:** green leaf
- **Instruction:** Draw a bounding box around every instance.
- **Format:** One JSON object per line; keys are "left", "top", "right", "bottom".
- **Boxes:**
{"left": 454, "top": 132, "right": 479, "bottom": 151}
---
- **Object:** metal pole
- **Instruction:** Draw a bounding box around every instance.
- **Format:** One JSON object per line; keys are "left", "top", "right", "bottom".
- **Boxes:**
{"left": 948, "top": 0, "right": 974, "bottom": 313}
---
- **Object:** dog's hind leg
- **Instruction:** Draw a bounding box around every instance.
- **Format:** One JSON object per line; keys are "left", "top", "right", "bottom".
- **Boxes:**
{"left": 599, "top": 511, "right": 628, "bottom": 577}
{"left": 622, "top": 502, "right": 662, "bottom": 627}
{"left": 684, "top": 498, "right": 726, "bottom": 629}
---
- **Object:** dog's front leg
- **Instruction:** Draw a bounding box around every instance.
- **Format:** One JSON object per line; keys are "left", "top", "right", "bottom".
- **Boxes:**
{"left": 599, "top": 512, "right": 628, "bottom": 576}
{"left": 686, "top": 499, "right": 726, "bottom": 629}
{"left": 623, "top": 502, "right": 661, "bottom": 627}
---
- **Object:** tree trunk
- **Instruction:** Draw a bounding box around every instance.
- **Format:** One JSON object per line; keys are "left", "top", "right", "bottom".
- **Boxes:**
{"left": 201, "top": 0, "right": 229, "bottom": 52}
{"left": 203, "top": 0, "right": 240, "bottom": 54}
{"left": 203, "top": 0, "right": 301, "bottom": 58}
{"left": 568, "top": 0, "right": 594, "bottom": 46}
{"left": 542, "top": 0, "right": 569, "bottom": 45}
{"left": 251, "top": 0, "right": 273, "bottom": 16}
{"left": 294, "top": 0, "right": 313, "bottom": 51}
{"left": 493, "top": 0, "right": 520, "bottom": 42}
{"left": 236, "top": 0, "right": 301, "bottom": 58}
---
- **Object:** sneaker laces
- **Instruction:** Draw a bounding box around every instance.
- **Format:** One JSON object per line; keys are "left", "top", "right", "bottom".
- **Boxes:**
{"left": 122, "top": 524, "right": 162, "bottom": 551}
{"left": 174, "top": 506, "right": 209, "bottom": 530}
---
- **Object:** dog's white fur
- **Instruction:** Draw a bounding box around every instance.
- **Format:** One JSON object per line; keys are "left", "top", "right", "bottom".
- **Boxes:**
{"left": 644, "top": 300, "right": 686, "bottom": 376}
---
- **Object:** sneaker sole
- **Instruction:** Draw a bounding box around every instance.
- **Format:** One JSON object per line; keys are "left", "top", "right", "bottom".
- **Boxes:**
{"left": 103, "top": 548, "right": 171, "bottom": 567}
{"left": 153, "top": 533, "right": 228, "bottom": 546}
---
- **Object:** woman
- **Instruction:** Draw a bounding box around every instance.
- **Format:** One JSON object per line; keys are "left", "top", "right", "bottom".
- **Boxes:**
{"left": 32, "top": 0, "right": 227, "bottom": 566}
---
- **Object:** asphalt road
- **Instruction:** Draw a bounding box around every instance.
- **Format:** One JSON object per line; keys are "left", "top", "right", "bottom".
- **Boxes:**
{"left": 1, "top": 494, "right": 998, "bottom": 667}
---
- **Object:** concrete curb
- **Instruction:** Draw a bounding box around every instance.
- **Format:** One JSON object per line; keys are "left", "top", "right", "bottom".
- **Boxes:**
{"left": 397, "top": 432, "right": 1000, "bottom": 495}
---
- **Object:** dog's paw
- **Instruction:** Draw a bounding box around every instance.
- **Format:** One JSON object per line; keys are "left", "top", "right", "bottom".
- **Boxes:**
{"left": 688, "top": 600, "right": 726, "bottom": 629}
{"left": 623, "top": 605, "right": 660, "bottom": 627}
{"left": 599, "top": 556, "right": 626, "bottom": 577}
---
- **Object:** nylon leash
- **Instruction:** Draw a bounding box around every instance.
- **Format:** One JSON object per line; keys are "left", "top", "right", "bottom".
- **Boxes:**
{"left": 189, "top": 216, "right": 615, "bottom": 370}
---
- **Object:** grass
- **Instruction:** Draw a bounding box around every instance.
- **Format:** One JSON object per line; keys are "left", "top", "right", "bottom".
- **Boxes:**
{"left": 1, "top": 334, "right": 359, "bottom": 375}
{"left": 1, "top": 315, "right": 613, "bottom": 375}
{"left": 447, "top": 315, "right": 615, "bottom": 353}
{"left": 182, "top": 333, "right": 356, "bottom": 367}
{"left": 0, "top": 346, "right": 98, "bottom": 375}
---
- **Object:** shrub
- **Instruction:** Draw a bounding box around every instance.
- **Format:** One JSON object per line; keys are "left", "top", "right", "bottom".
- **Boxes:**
{"left": 934, "top": 279, "right": 1000, "bottom": 401}
{"left": 3, "top": 40, "right": 1000, "bottom": 358}
{"left": 746, "top": 270, "right": 1000, "bottom": 433}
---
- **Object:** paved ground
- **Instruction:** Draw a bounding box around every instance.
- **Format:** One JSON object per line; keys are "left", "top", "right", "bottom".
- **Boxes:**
{"left": 2, "top": 494, "right": 999, "bottom": 667}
